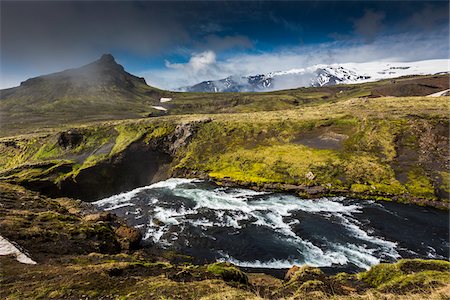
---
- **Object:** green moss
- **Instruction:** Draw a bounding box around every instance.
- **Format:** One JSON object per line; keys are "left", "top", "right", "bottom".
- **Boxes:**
{"left": 371, "top": 182, "right": 406, "bottom": 195}
{"left": 288, "top": 266, "right": 325, "bottom": 284}
{"left": 397, "top": 259, "right": 450, "bottom": 273}
{"left": 343, "top": 153, "right": 396, "bottom": 184}
{"left": 0, "top": 160, "right": 74, "bottom": 183}
{"left": 358, "top": 262, "right": 402, "bottom": 288}
{"left": 72, "top": 127, "right": 115, "bottom": 154}
{"left": 143, "top": 123, "right": 175, "bottom": 143}
{"left": 110, "top": 124, "right": 148, "bottom": 156}
{"left": 343, "top": 119, "right": 403, "bottom": 162}
{"left": 334, "top": 272, "right": 356, "bottom": 282}
{"left": 405, "top": 168, "right": 436, "bottom": 200}
{"left": 358, "top": 259, "right": 450, "bottom": 292}
{"left": 439, "top": 171, "right": 450, "bottom": 194}
{"left": 379, "top": 270, "right": 449, "bottom": 293}
{"left": 36, "top": 211, "right": 78, "bottom": 222}
{"left": 33, "top": 142, "right": 63, "bottom": 160}
{"left": 128, "top": 261, "right": 172, "bottom": 269}
{"left": 207, "top": 144, "right": 341, "bottom": 186}
{"left": 206, "top": 262, "right": 248, "bottom": 284}
{"left": 350, "top": 183, "right": 371, "bottom": 193}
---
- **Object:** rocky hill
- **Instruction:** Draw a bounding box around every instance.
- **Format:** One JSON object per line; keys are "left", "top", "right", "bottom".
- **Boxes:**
{"left": 0, "top": 54, "right": 168, "bottom": 132}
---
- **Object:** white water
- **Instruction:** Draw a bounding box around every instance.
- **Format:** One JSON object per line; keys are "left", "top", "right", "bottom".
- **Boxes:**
{"left": 94, "top": 179, "right": 413, "bottom": 270}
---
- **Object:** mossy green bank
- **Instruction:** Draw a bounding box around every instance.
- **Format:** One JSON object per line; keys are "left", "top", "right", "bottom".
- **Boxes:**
{"left": 2, "top": 96, "right": 447, "bottom": 207}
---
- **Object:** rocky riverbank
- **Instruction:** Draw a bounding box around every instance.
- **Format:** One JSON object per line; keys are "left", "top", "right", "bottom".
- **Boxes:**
{"left": 1, "top": 96, "right": 449, "bottom": 209}
{"left": 1, "top": 182, "right": 449, "bottom": 299}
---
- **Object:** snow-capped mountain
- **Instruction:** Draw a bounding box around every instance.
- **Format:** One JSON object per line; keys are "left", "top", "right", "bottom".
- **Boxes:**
{"left": 179, "top": 59, "right": 449, "bottom": 92}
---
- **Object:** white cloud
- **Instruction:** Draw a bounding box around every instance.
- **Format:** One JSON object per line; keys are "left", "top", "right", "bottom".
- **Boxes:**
{"left": 141, "top": 29, "right": 449, "bottom": 90}
{"left": 166, "top": 50, "right": 216, "bottom": 73}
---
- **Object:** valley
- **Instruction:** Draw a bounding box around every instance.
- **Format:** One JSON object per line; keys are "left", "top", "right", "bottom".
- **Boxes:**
{"left": 1, "top": 55, "right": 449, "bottom": 300}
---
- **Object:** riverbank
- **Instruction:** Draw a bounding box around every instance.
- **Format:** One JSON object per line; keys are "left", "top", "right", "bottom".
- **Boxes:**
{"left": 1, "top": 96, "right": 448, "bottom": 208}
{"left": 1, "top": 182, "right": 449, "bottom": 299}
{"left": 91, "top": 178, "right": 449, "bottom": 273}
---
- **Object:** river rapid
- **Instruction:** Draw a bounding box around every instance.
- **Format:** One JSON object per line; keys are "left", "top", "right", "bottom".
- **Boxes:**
{"left": 94, "top": 178, "right": 449, "bottom": 274}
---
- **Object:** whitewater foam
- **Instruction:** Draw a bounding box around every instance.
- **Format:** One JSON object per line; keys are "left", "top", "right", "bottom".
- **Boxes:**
{"left": 95, "top": 178, "right": 444, "bottom": 271}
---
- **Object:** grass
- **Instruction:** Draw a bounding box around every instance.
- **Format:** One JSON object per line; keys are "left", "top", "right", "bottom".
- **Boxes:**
{"left": 358, "top": 259, "right": 450, "bottom": 293}
{"left": 1, "top": 74, "right": 448, "bottom": 137}
{"left": 0, "top": 96, "right": 448, "bottom": 205}
{"left": 207, "top": 144, "right": 341, "bottom": 186}
{"left": 206, "top": 262, "right": 248, "bottom": 284}
{"left": 405, "top": 168, "right": 437, "bottom": 200}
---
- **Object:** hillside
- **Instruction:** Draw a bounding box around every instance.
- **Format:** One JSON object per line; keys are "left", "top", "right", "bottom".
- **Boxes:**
{"left": 0, "top": 54, "right": 449, "bottom": 136}
{"left": 1, "top": 95, "right": 448, "bottom": 206}
{"left": 0, "top": 54, "right": 167, "bottom": 133}
{"left": 1, "top": 58, "right": 449, "bottom": 300}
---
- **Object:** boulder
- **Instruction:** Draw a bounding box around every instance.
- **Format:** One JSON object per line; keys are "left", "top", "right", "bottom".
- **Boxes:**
{"left": 58, "top": 129, "right": 83, "bottom": 149}
{"left": 82, "top": 212, "right": 112, "bottom": 222}
{"left": 285, "top": 265, "right": 301, "bottom": 281}
{"left": 207, "top": 262, "right": 248, "bottom": 284}
{"left": 114, "top": 225, "right": 142, "bottom": 250}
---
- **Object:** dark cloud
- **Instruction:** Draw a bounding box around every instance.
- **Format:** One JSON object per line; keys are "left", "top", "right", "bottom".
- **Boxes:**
{"left": 353, "top": 10, "right": 385, "bottom": 43}
{"left": 199, "top": 35, "right": 253, "bottom": 52}
{"left": 196, "top": 22, "right": 226, "bottom": 34}
{"left": 1, "top": 0, "right": 448, "bottom": 89}
{"left": 1, "top": 1, "right": 190, "bottom": 63}
{"left": 407, "top": 4, "right": 449, "bottom": 29}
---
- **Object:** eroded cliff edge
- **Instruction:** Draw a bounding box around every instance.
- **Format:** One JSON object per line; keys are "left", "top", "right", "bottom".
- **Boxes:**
{"left": 0, "top": 96, "right": 449, "bottom": 207}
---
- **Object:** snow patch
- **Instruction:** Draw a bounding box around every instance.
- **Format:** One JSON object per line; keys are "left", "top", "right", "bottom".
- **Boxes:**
{"left": 151, "top": 106, "right": 167, "bottom": 111}
{"left": 0, "top": 236, "right": 36, "bottom": 264}
{"left": 426, "top": 89, "right": 450, "bottom": 97}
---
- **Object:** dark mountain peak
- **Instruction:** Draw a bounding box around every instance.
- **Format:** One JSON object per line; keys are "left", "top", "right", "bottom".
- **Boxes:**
{"left": 99, "top": 53, "right": 115, "bottom": 64}
{"left": 90, "top": 53, "right": 124, "bottom": 73}
{"left": 16, "top": 53, "right": 149, "bottom": 90}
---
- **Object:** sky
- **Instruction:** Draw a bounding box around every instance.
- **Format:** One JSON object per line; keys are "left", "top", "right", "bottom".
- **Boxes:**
{"left": 1, "top": 0, "right": 449, "bottom": 89}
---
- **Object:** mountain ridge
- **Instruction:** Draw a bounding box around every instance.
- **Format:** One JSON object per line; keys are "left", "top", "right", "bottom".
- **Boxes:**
{"left": 0, "top": 54, "right": 167, "bottom": 129}
{"left": 179, "top": 59, "right": 449, "bottom": 92}
{"left": 6, "top": 53, "right": 150, "bottom": 93}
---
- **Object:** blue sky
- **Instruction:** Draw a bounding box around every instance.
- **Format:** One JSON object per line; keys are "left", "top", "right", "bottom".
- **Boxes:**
{"left": 1, "top": 1, "right": 449, "bottom": 89}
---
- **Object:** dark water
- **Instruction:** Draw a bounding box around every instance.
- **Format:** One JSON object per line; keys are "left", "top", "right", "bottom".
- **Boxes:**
{"left": 94, "top": 178, "right": 449, "bottom": 273}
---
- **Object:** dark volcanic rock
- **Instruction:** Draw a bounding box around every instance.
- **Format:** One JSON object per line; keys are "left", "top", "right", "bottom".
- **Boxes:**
{"left": 58, "top": 129, "right": 83, "bottom": 149}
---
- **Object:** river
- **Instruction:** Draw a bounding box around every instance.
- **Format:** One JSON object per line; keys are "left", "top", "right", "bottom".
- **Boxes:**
{"left": 94, "top": 178, "right": 449, "bottom": 274}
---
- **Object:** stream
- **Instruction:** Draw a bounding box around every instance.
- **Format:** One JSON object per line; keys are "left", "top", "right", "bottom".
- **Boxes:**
{"left": 94, "top": 178, "right": 449, "bottom": 273}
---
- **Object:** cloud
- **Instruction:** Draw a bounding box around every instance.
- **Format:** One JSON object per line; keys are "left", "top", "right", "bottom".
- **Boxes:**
{"left": 407, "top": 4, "right": 449, "bottom": 30}
{"left": 353, "top": 10, "right": 385, "bottom": 43}
{"left": 200, "top": 35, "right": 253, "bottom": 52}
{"left": 157, "top": 50, "right": 223, "bottom": 87}
{"left": 166, "top": 51, "right": 217, "bottom": 74}
{"left": 269, "top": 12, "right": 303, "bottom": 32}
{"left": 0, "top": 1, "right": 192, "bottom": 74}
{"left": 1, "top": 1, "right": 448, "bottom": 90}
{"left": 141, "top": 29, "right": 449, "bottom": 90}
{"left": 196, "top": 22, "right": 225, "bottom": 34}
